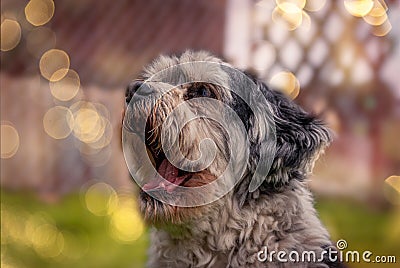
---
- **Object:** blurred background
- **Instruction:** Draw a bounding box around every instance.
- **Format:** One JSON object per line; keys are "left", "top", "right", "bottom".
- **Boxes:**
{"left": 1, "top": 0, "right": 399, "bottom": 267}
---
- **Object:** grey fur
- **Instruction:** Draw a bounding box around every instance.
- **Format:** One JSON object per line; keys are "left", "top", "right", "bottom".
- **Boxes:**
{"left": 124, "top": 51, "right": 340, "bottom": 267}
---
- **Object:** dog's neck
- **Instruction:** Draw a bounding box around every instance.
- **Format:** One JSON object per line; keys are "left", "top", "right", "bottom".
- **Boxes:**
{"left": 147, "top": 180, "right": 333, "bottom": 267}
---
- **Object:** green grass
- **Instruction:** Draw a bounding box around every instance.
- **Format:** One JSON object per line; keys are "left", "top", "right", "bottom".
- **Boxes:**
{"left": 315, "top": 198, "right": 400, "bottom": 267}
{"left": 1, "top": 190, "right": 149, "bottom": 268}
{"left": 1, "top": 190, "right": 399, "bottom": 267}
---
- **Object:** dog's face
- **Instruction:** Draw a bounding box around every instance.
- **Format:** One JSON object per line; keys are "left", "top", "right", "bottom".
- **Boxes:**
{"left": 122, "top": 51, "right": 331, "bottom": 226}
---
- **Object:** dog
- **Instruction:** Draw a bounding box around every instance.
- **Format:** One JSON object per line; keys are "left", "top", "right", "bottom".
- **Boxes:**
{"left": 122, "top": 51, "right": 343, "bottom": 267}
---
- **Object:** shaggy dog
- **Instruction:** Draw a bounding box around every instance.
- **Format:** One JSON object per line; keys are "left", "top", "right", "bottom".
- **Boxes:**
{"left": 122, "top": 51, "right": 343, "bottom": 267}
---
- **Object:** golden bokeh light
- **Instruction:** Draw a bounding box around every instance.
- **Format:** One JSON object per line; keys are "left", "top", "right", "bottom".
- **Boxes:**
{"left": 272, "top": 3, "right": 303, "bottom": 31}
{"left": 0, "top": 19, "right": 21, "bottom": 51}
{"left": 2, "top": 205, "right": 24, "bottom": 266}
{"left": 31, "top": 224, "right": 64, "bottom": 258}
{"left": 1, "top": 205, "right": 29, "bottom": 245}
{"left": 363, "top": 1, "right": 388, "bottom": 26}
{"left": 109, "top": 196, "right": 144, "bottom": 242}
{"left": 73, "top": 108, "right": 102, "bottom": 142}
{"left": 87, "top": 117, "right": 113, "bottom": 150}
{"left": 304, "top": 0, "right": 326, "bottom": 12}
{"left": 69, "top": 101, "right": 112, "bottom": 146}
{"left": 2, "top": 205, "right": 69, "bottom": 262}
{"left": 270, "top": 71, "right": 300, "bottom": 99}
{"left": 384, "top": 175, "right": 400, "bottom": 205}
{"left": 92, "top": 102, "right": 111, "bottom": 120}
{"left": 69, "top": 100, "right": 96, "bottom": 114}
{"left": 50, "top": 69, "right": 80, "bottom": 101}
{"left": 276, "top": 0, "right": 306, "bottom": 9}
{"left": 43, "top": 106, "right": 74, "bottom": 139}
{"left": 363, "top": 12, "right": 387, "bottom": 26}
{"left": 368, "top": 0, "right": 387, "bottom": 17}
{"left": 85, "top": 182, "right": 118, "bottom": 216}
{"left": 377, "top": 0, "right": 388, "bottom": 11}
{"left": 1, "top": 123, "right": 20, "bottom": 159}
{"left": 39, "top": 49, "right": 70, "bottom": 81}
{"left": 75, "top": 123, "right": 112, "bottom": 153}
{"left": 25, "top": 213, "right": 55, "bottom": 242}
{"left": 25, "top": 0, "right": 55, "bottom": 26}
{"left": 344, "top": 0, "right": 374, "bottom": 17}
{"left": 26, "top": 27, "right": 56, "bottom": 58}
{"left": 372, "top": 19, "right": 392, "bottom": 36}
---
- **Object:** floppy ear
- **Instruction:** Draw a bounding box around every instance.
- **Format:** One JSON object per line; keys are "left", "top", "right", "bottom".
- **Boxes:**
{"left": 234, "top": 79, "right": 331, "bottom": 205}
{"left": 263, "top": 86, "right": 332, "bottom": 184}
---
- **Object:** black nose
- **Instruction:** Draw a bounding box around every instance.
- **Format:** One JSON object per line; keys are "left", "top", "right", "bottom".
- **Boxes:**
{"left": 125, "top": 80, "right": 143, "bottom": 104}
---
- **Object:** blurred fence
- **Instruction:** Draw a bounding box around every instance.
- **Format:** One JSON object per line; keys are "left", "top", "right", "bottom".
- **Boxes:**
{"left": 225, "top": 0, "right": 400, "bottom": 201}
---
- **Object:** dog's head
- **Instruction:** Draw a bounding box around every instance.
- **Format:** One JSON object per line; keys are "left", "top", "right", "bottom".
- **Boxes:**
{"left": 122, "top": 51, "right": 331, "bottom": 226}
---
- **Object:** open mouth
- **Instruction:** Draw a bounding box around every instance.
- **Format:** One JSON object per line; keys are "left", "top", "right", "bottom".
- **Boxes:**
{"left": 143, "top": 146, "right": 193, "bottom": 193}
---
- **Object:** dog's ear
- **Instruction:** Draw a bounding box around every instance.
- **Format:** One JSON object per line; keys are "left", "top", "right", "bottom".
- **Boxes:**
{"left": 262, "top": 85, "right": 332, "bottom": 183}
{"left": 234, "top": 78, "right": 331, "bottom": 205}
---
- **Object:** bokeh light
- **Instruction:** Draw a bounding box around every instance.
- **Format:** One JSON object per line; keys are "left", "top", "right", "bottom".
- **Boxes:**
{"left": 371, "top": 19, "right": 392, "bottom": 37}
{"left": 1, "top": 205, "right": 28, "bottom": 245}
{"left": 25, "top": 212, "right": 56, "bottom": 241}
{"left": 73, "top": 108, "right": 102, "bottom": 143}
{"left": 344, "top": 0, "right": 374, "bottom": 17}
{"left": 85, "top": 182, "right": 118, "bottom": 216}
{"left": 304, "top": 0, "right": 326, "bottom": 12}
{"left": 384, "top": 175, "right": 400, "bottom": 205}
{"left": 39, "top": 49, "right": 70, "bottom": 81}
{"left": 1, "top": 123, "right": 20, "bottom": 159}
{"left": 363, "top": 11, "right": 387, "bottom": 26}
{"left": 49, "top": 69, "right": 81, "bottom": 101}
{"left": 72, "top": 101, "right": 113, "bottom": 166}
{"left": 109, "top": 196, "right": 144, "bottom": 243}
{"left": 43, "top": 106, "right": 74, "bottom": 139}
{"left": 70, "top": 101, "right": 112, "bottom": 148}
{"left": 25, "top": 0, "right": 55, "bottom": 26}
{"left": 26, "top": 27, "right": 56, "bottom": 58}
{"left": 31, "top": 224, "right": 64, "bottom": 258}
{"left": 77, "top": 118, "right": 112, "bottom": 150}
{"left": 92, "top": 102, "right": 111, "bottom": 120}
{"left": 362, "top": 0, "right": 388, "bottom": 25}
{"left": 343, "top": 0, "right": 391, "bottom": 36}
{"left": 272, "top": 2, "right": 303, "bottom": 31}
{"left": 269, "top": 71, "right": 300, "bottom": 99}
{"left": 0, "top": 19, "right": 22, "bottom": 51}
{"left": 276, "top": 0, "right": 306, "bottom": 9}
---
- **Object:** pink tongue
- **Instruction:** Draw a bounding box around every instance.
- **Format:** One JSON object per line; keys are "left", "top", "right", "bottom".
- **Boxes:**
{"left": 142, "top": 159, "right": 189, "bottom": 192}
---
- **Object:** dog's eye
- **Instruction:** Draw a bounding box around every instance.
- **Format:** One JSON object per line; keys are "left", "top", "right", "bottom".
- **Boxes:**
{"left": 198, "top": 87, "right": 211, "bottom": 97}
{"left": 186, "top": 86, "right": 214, "bottom": 99}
